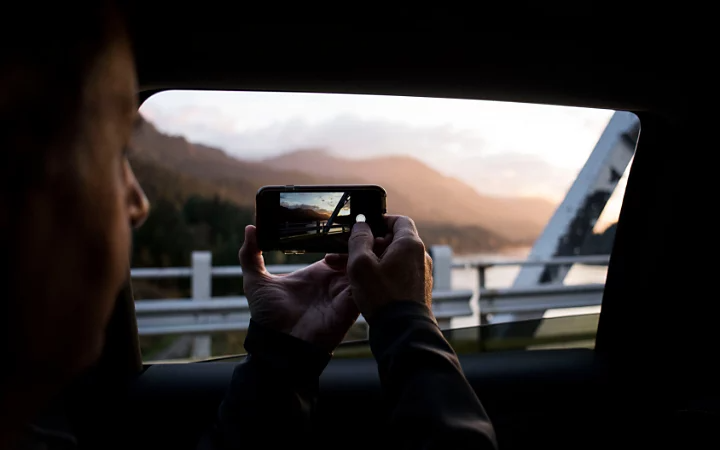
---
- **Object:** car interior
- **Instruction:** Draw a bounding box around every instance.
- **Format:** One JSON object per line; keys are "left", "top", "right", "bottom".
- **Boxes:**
{"left": 44, "top": 12, "right": 713, "bottom": 450}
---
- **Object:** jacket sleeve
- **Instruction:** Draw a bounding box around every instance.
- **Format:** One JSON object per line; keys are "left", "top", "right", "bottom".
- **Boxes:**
{"left": 198, "top": 320, "right": 331, "bottom": 450}
{"left": 368, "top": 302, "right": 498, "bottom": 450}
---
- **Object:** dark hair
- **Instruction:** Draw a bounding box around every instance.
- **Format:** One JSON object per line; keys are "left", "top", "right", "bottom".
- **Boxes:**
{"left": 0, "top": 3, "right": 132, "bottom": 369}
{"left": 0, "top": 2, "right": 130, "bottom": 193}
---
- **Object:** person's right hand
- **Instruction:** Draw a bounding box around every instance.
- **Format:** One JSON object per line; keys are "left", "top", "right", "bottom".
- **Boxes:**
{"left": 339, "top": 215, "right": 433, "bottom": 321}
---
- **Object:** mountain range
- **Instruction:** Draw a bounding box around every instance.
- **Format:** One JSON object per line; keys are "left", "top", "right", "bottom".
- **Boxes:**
{"left": 278, "top": 205, "right": 331, "bottom": 222}
{"left": 263, "top": 149, "right": 556, "bottom": 241}
{"left": 130, "top": 117, "right": 559, "bottom": 253}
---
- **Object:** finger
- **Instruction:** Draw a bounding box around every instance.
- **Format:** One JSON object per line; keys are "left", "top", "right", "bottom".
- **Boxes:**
{"left": 380, "top": 215, "right": 418, "bottom": 240}
{"left": 390, "top": 215, "right": 419, "bottom": 241}
{"left": 348, "top": 222, "right": 375, "bottom": 258}
{"left": 382, "top": 215, "right": 404, "bottom": 236}
{"left": 373, "top": 236, "right": 390, "bottom": 257}
{"left": 324, "top": 253, "right": 348, "bottom": 270}
{"left": 331, "top": 284, "right": 360, "bottom": 325}
{"left": 328, "top": 272, "right": 350, "bottom": 298}
{"left": 347, "top": 222, "right": 378, "bottom": 277}
{"left": 383, "top": 214, "right": 401, "bottom": 230}
{"left": 383, "top": 216, "right": 426, "bottom": 260}
{"left": 238, "top": 225, "right": 268, "bottom": 278}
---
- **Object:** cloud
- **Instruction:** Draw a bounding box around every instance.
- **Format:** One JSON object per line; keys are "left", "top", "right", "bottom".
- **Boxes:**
{"left": 140, "top": 105, "right": 588, "bottom": 201}
{"left": 440, "top": 153, "right": 578, "bottom": 202}
{"left": 141, "top": 104, "right": 240, "bottom": 145}
{"left": 142, "top": 105, "right": 488, "bottom": 161}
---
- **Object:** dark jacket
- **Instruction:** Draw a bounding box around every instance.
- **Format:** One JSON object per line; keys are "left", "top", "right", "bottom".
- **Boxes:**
{"left": 199, "top": 301, "right": 497, "bottom": 450}
{"left": 21, "top": 302, "right": 496, "bottom": 450}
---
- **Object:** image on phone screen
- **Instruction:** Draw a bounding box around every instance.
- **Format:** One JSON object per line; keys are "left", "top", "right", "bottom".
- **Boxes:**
{"left": 256, "top": 185, "right": 386, "bottom": 253}
{"left": 278, "top": 191, "right": 354, "bottom": 246}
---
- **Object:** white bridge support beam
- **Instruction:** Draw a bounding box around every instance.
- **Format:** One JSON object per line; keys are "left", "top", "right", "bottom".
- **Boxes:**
{"left": 491, "top": 111, "right": 640, "bottom": 324}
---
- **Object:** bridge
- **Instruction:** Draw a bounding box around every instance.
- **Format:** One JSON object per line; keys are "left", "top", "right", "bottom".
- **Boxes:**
{"left": 279, "top": 221, "right": 350, "bottom": 238}
{"left": 134, "top": 110, "right": 638, "bottom": 361}
{"left": 133, "top": 249, "right": 607, "bottom": 360}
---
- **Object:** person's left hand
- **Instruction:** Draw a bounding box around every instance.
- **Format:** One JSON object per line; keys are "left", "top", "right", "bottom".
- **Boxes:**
{"left": 239, "top": 225, "right": 359, "bottom": 352}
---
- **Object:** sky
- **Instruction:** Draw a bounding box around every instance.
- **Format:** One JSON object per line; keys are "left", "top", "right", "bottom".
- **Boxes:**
{"left": 280, "top": 192, "right": 350, "bottom": 216}
{"left": 140, "top": 90, "right": 629, "bottom": 228}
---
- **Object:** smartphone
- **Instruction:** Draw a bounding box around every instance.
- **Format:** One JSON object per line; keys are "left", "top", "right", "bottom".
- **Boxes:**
{"left": 256, "top": 185, "right": 387, "bottom": 254}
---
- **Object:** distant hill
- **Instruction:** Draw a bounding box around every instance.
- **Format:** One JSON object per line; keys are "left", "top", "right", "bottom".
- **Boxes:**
{"left": 129, "top": 117, "right": 555, "bottom": 253}
{"left": 131, "top": 119, "right": 336, "bottom": 203}
{"left": 263, "top": 149, "right": 556, "bottom": 242}
{"left": 278, "top": 205, "right": 330, "bottom": 222}
{"left": 129, "top": 156, "right": 227, "bottom": 206}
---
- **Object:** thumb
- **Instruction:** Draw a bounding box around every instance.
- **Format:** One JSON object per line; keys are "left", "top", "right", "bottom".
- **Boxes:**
{"left": 239, "top": 225, "right": 268, "bottom": 279}
{"left": 348, "top": 222, "right": 375, "bottom": 258}
{"left": 348, "top": 222, "right": 377, "bottom": 279}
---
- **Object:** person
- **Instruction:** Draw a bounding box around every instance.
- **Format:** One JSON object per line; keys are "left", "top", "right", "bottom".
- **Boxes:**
{"left": 0, "top": 3, "right": 497, "bottom": 449}
{"left": 1, "top": 3, "right": 150, "bottom": 448}
{"left": 197, "top": 219, "right": 498, "bottom": 450}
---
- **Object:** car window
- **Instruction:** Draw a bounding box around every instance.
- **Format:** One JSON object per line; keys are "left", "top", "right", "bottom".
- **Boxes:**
{"left": 132, "top": 90, "right": 639, "bottom": 362}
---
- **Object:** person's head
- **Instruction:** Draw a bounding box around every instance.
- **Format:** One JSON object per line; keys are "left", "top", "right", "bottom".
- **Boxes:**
{"left": 1, "top": 2, "right": 149, "bottom": 383}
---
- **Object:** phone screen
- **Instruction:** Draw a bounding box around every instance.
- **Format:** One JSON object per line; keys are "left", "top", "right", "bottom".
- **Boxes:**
{"left": 256, "top": 186, "right": 386, "bottom": 253}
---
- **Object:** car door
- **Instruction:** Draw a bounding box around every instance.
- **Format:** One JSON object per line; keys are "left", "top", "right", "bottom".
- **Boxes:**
{"left": 58, "top": 95, "right": 714, "bottom": 450}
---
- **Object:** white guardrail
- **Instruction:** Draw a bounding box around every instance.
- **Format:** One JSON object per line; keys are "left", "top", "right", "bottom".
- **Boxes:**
{"left": 132, "top": 247, "right": 608, "bottom": 358}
